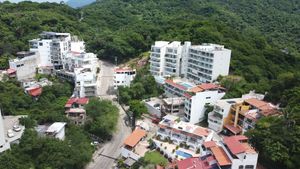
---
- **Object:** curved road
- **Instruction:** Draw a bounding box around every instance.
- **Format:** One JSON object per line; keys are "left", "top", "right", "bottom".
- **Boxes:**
{"left": 86, "top": 61, "right": 132, "bottom": 169}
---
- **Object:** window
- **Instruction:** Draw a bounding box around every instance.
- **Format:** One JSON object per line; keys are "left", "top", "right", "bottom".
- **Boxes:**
{"left": 239, "top": 166, "right": 244, "bottom": 169}
{"left": 39, "top": 42, "right": 43, "bottom": 46}
{"left": 206, "top": 97, "right": 211, "bottom": 99}
{"left": 245, "top": 165, "right": 254, "bottom": 169}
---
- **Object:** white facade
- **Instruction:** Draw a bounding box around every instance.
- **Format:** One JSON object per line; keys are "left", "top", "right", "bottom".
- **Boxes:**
{"left": 29, "top": 39, "right": 52, "bottom": 67}
{"left": 208, "top": 91, "right": 267, "bottom": 133}
{"left": 29, "top": 32, "right": 71, "bottom": 70}
{"left": 186, "top": 44, "right": 231, "bottom": 83}
{"left": 46, "top": 122, "right": 66, "bottom": 140}
{"left": 156, "top": 115, "right": 215, "bottom": 151}
{"left": 149, "top": 41, "right": 169, "bottom": 76}
{"left": 113, "top": 68, "right": 136, "bottom": 89}
{"left": 74, "top": 66, "right": 97, "bottom": 98}
{"left": 184, "top": 84, "right": 226, "bottom": 124}
{"left": 9, "top": 52, "right": 38, "bottom": 81}
{"left": 149, "top": 41, "right": 231, "bottom": 83}
{"left": 64, "top": 52, "right": 98, "bottom": 72}
{"left": 70, "top": 36, "right": 85, "bottom": 53}
{"left": 208, "top": 99, "right": 240, "bottom": 132}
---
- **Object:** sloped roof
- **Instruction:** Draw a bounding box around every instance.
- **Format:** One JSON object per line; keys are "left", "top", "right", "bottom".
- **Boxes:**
{"left": 123, "top": 128, "right": 147, "bottom": 148}
{"left": 203, "top": 141, "right": 217, "bottom": 148}
{"left": 193, "top": 127, "right": 209, "bottom": 137}
{"left": 210, "top": 146, "right": 231, "bottom": 166}
{"left": 27, "top": 87, "right": 42, "bottom": 97}
{"left": 65, "top": 97, "right": 89, "bottom": 108}
{"left": 7, "top": 68, "right": 16, "bottom": 74}
{"left": 223, "top": 135, "right": 249, "bottom": 155}
{"left": 177, "top": 157, "right": 211, "bottom": 169}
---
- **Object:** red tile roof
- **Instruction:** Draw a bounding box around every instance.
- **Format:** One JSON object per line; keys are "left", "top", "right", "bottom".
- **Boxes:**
{"left": 223, "top": 136, "right": 248, "bottom": 155}
{"left": 27, "top": 87, "right": 42, "bottom": 97}
{"left": 210, "top": 146, "right": 231, "bottom": 166}
{"left": 198, "top": 83, "right": 220, "bottom": 90}
{"left": 177, "top": 157, "right": 211, "bottom": 169}
{"left": 165, "top": 79, "right": 187, "bottom": 90}
{"left": 124, "top": 128, "right": 147, "bottom": 148}
{"left": 193, "top": 127, "right": 209, "bottom": 137}
{"left": 184, "top": 92, "right": 193, "bottom": 99}
{"left": 7, "top": 68, "right": 16, "bottom": 74}
{"left": 188, "top": 83, "right": 225, "bottom": 94}
{"left": 203, "top": 141, "right": 217, "bottom": 148}
{"left": 65, "top": 97, "right": 89, "bottom": 108}
{"left": 224, "top": 124, "right": 242, "bottom": 135}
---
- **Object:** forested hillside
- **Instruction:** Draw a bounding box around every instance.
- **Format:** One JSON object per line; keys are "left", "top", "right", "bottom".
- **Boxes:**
{"left": 0, "top": 1, "right": 300, "bottom": 168}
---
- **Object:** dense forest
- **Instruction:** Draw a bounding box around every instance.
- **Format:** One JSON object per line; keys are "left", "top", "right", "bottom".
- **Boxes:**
{"left": 0, "top": 0, "right": 300, "bottom": 169}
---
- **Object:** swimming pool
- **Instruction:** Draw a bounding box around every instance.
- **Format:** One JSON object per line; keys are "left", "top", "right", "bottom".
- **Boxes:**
{"left": 176, "top": 150, "right": 193, "bottom": 158}
{"left": 179, "top": 82, "right": 194, "bottom": 89}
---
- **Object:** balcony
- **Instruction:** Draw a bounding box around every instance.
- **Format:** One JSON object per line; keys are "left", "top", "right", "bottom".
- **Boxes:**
{"left": 150, "top": 57, "right": 160, "bottom": 62}
{"left": 208, "top": 113, "right": 222, "bottom": 125}
{"left": 171, "top": 134, "right": 187, "bottom": 143}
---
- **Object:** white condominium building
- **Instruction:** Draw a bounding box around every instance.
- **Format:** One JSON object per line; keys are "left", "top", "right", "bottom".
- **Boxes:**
{"left": 149, "top": 41, "right": 231, "bottom": 83}
{"left": 113, "top": 67, "right": 136, "bottom": 89}
{"left": 29, "top": 32, "right": 85, "bottom": 71}
{"left": 74, "top": 66, "right": 98, "bottom": 98}
{"left": 9, "top": 51, "right": 38, "bottom": 81}
{"left": 184, "top": 83, "right": 226, "bottom": 124}
{"left": 149, "top": 41, "right": 169, "bottom": 76}
{"left": 64, "top": 52, "right": 98, "bottom": 72}
{"left": 186, "top": 43, "right": 231, "bottom": 83}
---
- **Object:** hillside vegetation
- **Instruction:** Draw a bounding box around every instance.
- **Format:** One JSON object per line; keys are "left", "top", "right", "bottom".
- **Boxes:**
{"left": 0, "top": 1, "right": 300, "bottom": 168}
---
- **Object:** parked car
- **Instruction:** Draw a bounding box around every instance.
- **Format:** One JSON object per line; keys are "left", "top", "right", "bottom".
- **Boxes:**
{"left": 13, "top": 125, "right": 22, "bottom": 132}
{"left": 90, "top": 141, "right": 99, "bottom": 146}
{"left": 7, "top": 129, "right": 14, "bottom": 138}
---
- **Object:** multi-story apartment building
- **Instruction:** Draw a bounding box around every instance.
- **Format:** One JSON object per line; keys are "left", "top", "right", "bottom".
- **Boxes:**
{"left": 29, "top": 38, "right": 53, "bottom": 69}
{"left": 184, "top": 83, "right": 226, "bottom": 124}
{"left": 186, "top": 44, "right": 231, "bottom": 83}
{"left": 70, "top": 36, "right": 85, "bottom": 53}
{"left": 161, "top": 97, "right": 185, "bottom": 116}
{"left": 208, "top": 91, "right": 266, "bottom": 133}
{"left": 223, "top": 98, "right": 280, "bottom": 135}
{"left": 208, "top": 98, "right": 242, "bottom": 133}
{"left": 9, "top": 51, "right": 38, "bottom": 81}
{"left": 113, "top": 67, "right": 136, "bottom": 89}
{"left": 149, "top": 41, "right": 231, "bottom": 83}
{"left": 156, "top": 114, "right": 214, "bottom": 151}
{"left": 29, "top": 32, "right": 85, "bottom": 71}
{"left": 63, "top": 52, "right": 98, "bottom": 72}
{"left": 149, "top": 41, "right": 169, "bottom": 76}
{"left": 74, "top": 66, "right": 98, "bottom": 98}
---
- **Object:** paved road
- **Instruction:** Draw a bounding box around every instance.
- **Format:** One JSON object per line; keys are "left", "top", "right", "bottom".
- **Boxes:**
{"left": 86, "top": 60, "right": 132, "bottom": 169}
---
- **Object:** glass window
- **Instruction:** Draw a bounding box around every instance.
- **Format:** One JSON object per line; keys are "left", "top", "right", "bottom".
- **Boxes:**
{"left": 245, "top": 165, "right": 254, "bottom": 169}
{"left": 239, "top": 166, "right": 244, "bottom": 169}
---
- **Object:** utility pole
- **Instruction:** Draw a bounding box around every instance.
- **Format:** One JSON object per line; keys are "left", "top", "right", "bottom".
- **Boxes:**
{"left": 115, "top": 56, "right": 118, "bottom": 66}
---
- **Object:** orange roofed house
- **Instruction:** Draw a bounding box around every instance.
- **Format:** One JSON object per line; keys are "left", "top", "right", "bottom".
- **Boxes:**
{"left": 121, "top": 128, "right": 148, "bottom": 161}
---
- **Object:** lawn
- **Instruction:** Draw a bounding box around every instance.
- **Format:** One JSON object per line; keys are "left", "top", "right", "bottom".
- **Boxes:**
{"left": 143, "top": 151, "right": 168, "bottom": 167}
